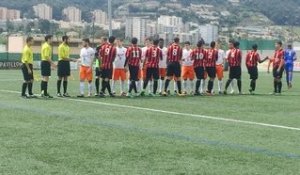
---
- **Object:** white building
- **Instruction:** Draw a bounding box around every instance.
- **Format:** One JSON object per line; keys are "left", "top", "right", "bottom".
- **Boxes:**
{"left": 0, "top": 7, "right": 20, "bottom": 21}
{"left": 157, "top": 15, "right": 183, "bottom": 33}
{"left": 125, "top": 17, "right": 149, "bottom": 43}
{"left": 199, "top": 24, "right": 218, "bottom": 44}
{"left": 33, "top": 3, "right": 53, "bottom": 20}
{"left": 92, "top": 10, "right": 107, "bottom": 25}
{"left": 62, "top": 6, "right": 81, "bottom": 23}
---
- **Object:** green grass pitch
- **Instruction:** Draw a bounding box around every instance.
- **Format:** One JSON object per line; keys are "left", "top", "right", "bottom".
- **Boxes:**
{"left": 0, "top": 70, "right": 299, "bottom": 175}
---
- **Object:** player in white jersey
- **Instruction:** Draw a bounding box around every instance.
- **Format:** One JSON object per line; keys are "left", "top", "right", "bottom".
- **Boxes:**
{"left": 158, "top": 38, "right": 168, "bottom": 94}
{"left": 141, "top": 38, "right": 153, "bottom": 93}
{"left": 112, "top": 39, "right": 127, "bottom": 96}
{"left": 216, "top": 42, "right": 226, "bottom": 94}
{"left": 77, "top": 38, "right": 95, "bottom": 97}
{"left": 181, "top": 41, "right": 194, "bottom": 94}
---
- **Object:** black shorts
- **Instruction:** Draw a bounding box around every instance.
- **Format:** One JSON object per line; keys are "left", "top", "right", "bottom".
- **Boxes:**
{"left": 206, "top": 67, "right": 216, "bottom": 78}
{"left": 229, "top": 66, "right": 241, "bottom": 79}
{"left": 95, "top": 67, "right": 101, "bottom": 77}
{"left": 247, "top": 66, "right": 258, "bottom": 80}
{"left": 273, "top": 67, "right": 284, "bottom": 79}
{"left": 167, "top": 62, "right": 181, "bottom": 77}
{"left": 194, "top": 66, "right": 205, "bottom": 80}
{"left": 41, "top": 61, "right": 51, "bottom": 76}
{"left": 146, "top": 67, "right": 159, "bottom": 80}
{"left": 101, "top": 68, "right": 113, "bottom": 79}
{"left": 129, "top": 65, "right": 139, "bottom": 81}
{"left": 21, "top": 63, "right": 34, "bottom": 81}
{"left": 57, "top": 60, "right": 70, "bottom": 77}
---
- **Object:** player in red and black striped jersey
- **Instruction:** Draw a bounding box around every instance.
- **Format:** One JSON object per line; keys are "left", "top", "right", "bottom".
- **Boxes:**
{"left": 162, "top": 37, "right": 183, "bottom": 96}
{"left": 99, "top": 36, "right": 116, "bottom": 97}
{"left": 267, "top": 41, "right": 285, "bottom": 94}
{"left": 224, "top": 40, "right": 243, "bottom": 95}
{"left": 95, "top": 37, "right": 108, "bottom": 96}
{"left": 140, "top": 39, "right": 162, "bottom": 96}
{"left": 191, "top": 40, "right": 207, "bottom": 95}
{"left": 125, "top": 37, "right": 142, "bottom": 97}
{"left": 205, "top": 41, "right": 218, "bottom": 94}
{"left": 246, "top": 44, "right": 269, "bottom": 94}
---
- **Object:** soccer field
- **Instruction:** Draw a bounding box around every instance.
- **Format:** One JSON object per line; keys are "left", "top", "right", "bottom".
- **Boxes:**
{"left": 0, "top": 70, "right": 299, "bottom": 175}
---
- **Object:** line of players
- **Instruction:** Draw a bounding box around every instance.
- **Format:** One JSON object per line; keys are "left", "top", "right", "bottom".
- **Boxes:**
{"left": 20, "top": 35, "right": 296, "bottom": 98}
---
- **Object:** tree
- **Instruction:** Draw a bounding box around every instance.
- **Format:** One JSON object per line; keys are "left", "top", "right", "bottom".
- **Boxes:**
{"left": 38, "top": 20, "right": 51, "bottom": 34}
{"left": 6, "top": 20, "right": 14, "bottom": 33}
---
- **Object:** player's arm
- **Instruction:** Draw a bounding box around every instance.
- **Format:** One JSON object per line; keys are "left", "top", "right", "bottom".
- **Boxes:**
{"left": 293, "top": 51, "right": 297, "bottom": 61}
{"left": 159, "top": 49, "right": 163, "bottom": 61}
{"left": 24, "top": 50, "right": 32, "bottom": 74}
{"left": 124, "top": 48, "right": 130, "bottom": 67}
{"left": 278, "top": 56, "right": 285, "bottom": 72}
{"left": 258, "top": 56, "right": 269, "bottom": 63}
{"left": 267, "top": 58, "right": 273, "bottom": 73}
{"left": 111, "top": 48, "right": 116, "bottom": 63}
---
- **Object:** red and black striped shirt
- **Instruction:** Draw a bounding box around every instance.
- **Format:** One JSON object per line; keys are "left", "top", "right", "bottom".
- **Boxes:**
{"left": 126, "top": 45, "right": 142, "bottom": 67}
{"left": 246, "top": 50, "right": 260, "bottom": 67}
{"left": 191, "top": 48, "right": 206, "bottom": 68}
{"left": 227, "top": 48, "right": 242, "bottom": 67}
{"left": 100, "top": 43, "right": 116, "bottom": 69}
{"left": 273, "top": 49, "right": 284, "bottom": 68}
{"left": 145, "top": 46, "right": 162, "bottom": 68}
{"left": 205, "top": 48, "right": 218, "bottom": 67}
{"left": 167, "top": 43, "right": 182, "bottom": 63}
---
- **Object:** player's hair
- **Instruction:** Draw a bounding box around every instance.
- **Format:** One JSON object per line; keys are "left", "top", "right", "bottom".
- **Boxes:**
{"left": 131, "top": 37, "right": 138, "bottom": 45}
{"left": 153, "top": 39, "right": 159, "bottom": 46}
{"left": 45, "top": 35, "right": 52, "bottom": 42}
{"left": 197, "top": 40, "right": 204, "bottom": 47}
{"left": 26, "top": 36, "right": 33, "bottom": 43}
{"left": 287, "top": 44, "right": 292, "bottom": 48}
{"left": 159, "top": 38, "right": 164, "bottom": 42}
{"left": 252, "top": 44, "right": 258, "bottom": 50}
{"left": 109, "top": 36, "right": 116, "bottom": 44}
{"left": 62, "top": 35, "right": 69, "bottom": 42}
{"left": 234, "top": 41, "right": 240, "bottom": 48}
{"left": 184, "top": 41, "right": 190, "bottom": 45}
{"left": 82, "top": 38, "right": 90, "bottom": 43}
{"left": 276, "top": 41, "right": 283, "bottom": 46}
{"left": 102, "top": 37, "right": 108, "bottom": 42}
{"left": 145, "top": 37, "right": 152, "bottom": 42}
{"left": 118, "top": 38, "right": 124, "bottom": 42}
{"left": 210, "top": 41, "right": 216, "bottom": 48}
{"left": 174, "top": 37, "right": 180, "bottom": 43}
{"left": 229, "top": 39, "right": 235, "bottom": 44}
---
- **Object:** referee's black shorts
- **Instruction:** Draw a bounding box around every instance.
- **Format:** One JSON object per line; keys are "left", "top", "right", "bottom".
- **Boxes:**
{"left": 21, "top": 63, "right": 34, "bottom": 81}
{"left": 273, "top": 67, "right": 284, "bottom": 79}
{"left": 206, "top": 67, "right": 216, "bottom": 79}
{"left": 229, "top": 66, "right": 241, "bottom": 79}
{"left": 57, "top": 60, "right": 70, "bottom": 77}
{"left": 247, "top": 66, "right": 258, "bottom": 80}
{"left": 167, "top": 62, "right": 181, "bottom": 77}
{"left": 194, "top": 66, "right": 205, "bottom": 80}
{"left": 41, "top": 61, "right": 51, "bottom": 76}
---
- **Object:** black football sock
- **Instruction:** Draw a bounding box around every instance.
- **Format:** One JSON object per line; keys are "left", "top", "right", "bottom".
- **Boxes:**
{"left": 22, "top": 82, "right": 27, "bottom": 96}
{"left": 28, "top": 82, "right": 33, "bottom": 95}
{"left": 237, "top": 79, "right": 242, "bottom": 93}
{"left": 278, "top": 81, "right": 282, "bottom": 93}
{"left": 153, "top": 80, "right": 158, "bottom": 94}
{"left": 195, "top": 80, "right": 201, "bottom": 92}
{"left": 101, "top": 80, "right": 106, "bottom": 93}
{"left": 273, "top": 80, "right": 277, "bottom": 93}
{"left": 133, "top": 81, "right": 138, "bottom": 93}
{"left": 63, "top": 81, "right": 68, "bottom": 94}
{"left": 106, "top": 81, "right": 112, "bottom": 94}
{"left": 177, "top": 81, "right": 182, "bottom": 94}
{"left": 95, "top": 78, "right": 100, "bottom": 94}
{"left": 129, "top": 81, "right": 133, "bottom": 93}
{"left": 164, "top": 79, "right": 170, "bottom": 92}
{"left": 44, "top": 81, "right": 48, "bottom": 95}
{"left": 57, "top": 80, "right": 62, "bottom": 94}
{"left": 208, "top": 80, "right": 213, "bottom": 93}
{"left": 250, "top": 80, "right": 256, "bottom": 91}
{"left": 225, "top": 79, "right": 232, "bottom": 91}
{"left": 41, "top": 81, "right": 44, "bottom": 93}
{"left": 143, "top": 80, "right": 149, "bottom": 90}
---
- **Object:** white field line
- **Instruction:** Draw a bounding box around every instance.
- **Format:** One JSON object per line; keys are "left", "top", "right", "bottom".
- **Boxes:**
{"left": 1, "top": 89, "right": 300, "bottom": 132}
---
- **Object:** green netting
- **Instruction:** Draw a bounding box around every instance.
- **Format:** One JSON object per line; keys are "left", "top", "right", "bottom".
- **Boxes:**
{"left": 239, "top": 39, "right": 276, "bottom": 50}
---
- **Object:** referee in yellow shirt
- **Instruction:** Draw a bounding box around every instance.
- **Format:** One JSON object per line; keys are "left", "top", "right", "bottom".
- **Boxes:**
{"left": 57, "top": 36, "right": 76, "bottom": 97}
{"left": 21, "top": 37, "right": 36, "bottom": 98}
{"left": 41, "top": 35, "right": 55, "bottom": 98}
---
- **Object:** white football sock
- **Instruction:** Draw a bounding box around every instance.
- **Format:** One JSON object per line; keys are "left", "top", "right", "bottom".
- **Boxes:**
{"left": 80, "top": 81, "right": 84, "bottom": 95}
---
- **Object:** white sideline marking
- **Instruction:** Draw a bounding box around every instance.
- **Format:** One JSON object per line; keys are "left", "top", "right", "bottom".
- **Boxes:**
{"left": 1, "top": 89, "right": 300, "bottom": 132}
